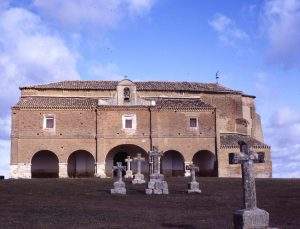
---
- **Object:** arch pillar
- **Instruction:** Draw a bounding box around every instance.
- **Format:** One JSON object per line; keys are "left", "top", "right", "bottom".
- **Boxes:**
{"left": 59, "top": 163, "right": 68, "bottom": 178}
{"left": 95, "top": 162, "right": 106, "bottom": 178}
{"left": 10, "top": 163, "right": 31, "bottom": 179}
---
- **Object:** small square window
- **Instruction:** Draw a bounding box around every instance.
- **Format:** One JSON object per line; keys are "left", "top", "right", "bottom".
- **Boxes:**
{"left": 43, "top": 115, "right": 55, "bottom": 130}
{"left": 190, "top": 118, "right": 198, "bottom": 128}
{"left": 125, "top": 119, "right": 133, "bottom": 129}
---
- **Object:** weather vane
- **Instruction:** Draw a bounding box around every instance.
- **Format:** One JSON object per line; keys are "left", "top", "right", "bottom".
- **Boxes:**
{"left": 215, "top": 71, "right": 221, "bottom": 84}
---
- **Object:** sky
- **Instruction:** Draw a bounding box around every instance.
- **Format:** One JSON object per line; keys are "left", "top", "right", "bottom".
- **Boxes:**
{"left": 0, "top": 0, "right": 299, "bottom": 178}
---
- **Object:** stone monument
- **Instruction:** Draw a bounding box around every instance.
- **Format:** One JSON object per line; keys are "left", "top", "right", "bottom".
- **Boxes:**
{"left": 145, "top": 147, "right": 169, "bottom": 195}
{"left": 187, "top": 164, "right": 201, "bottom": 194}
{"left": 111, "top": 162, "right": 126, "bottom": 195}
{"left": 232, "top": 141, "right": 269, "bottom": 229}
{"left": 124, "top": 156, "right": 133, "bottom": 179}
{"left": 132, "top": 153, "right": 146, "bottom": 184}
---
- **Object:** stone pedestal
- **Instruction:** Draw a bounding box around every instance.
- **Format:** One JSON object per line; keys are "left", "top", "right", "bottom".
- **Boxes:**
{"left": 58, "top": 163, "right": 68, "bottom": 178}
{"left": 125, "top": 170, "right": 133, "bottom": 179}
{"left": 188, "top": 181, "right": 201, "bottom": 194}
{"left": 95, "top": 162, "right": 107, "bottom": 178}
{"left": 111, "top": 180, "right": 126, "bottom": 195}
{"left": 233, "top": 208, "right": 269, "bottom": 229}
{"left": 145, "top": 173, "right": 169, "bottom": 195}
{"left": 132, "top": 173, "right": 145, "bottom": 184}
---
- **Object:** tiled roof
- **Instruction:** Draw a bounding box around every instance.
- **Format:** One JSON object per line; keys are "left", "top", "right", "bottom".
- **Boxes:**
{"left": 13, "top": 97, "right": 98, "bottom": 109}
{"left": 220, "top": 133, "right": 270, "bottom": 149}
{"left": 20, "top": 80, "right": 250, "bottom": 95}
{"left": 154, "top": 98, "right": 213, "bottom": 110}
{"left": 13, "top": 97, "right": 212, "bottom": 110}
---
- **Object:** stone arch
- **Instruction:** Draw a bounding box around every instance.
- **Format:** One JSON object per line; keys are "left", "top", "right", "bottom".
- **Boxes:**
{"left": 31, "top": 150, "right": 59, "bottom": 178}
{"left": 67, "top": 150, "right": 95, "bottom": 178}
{"left": 161, "top": 150, "right": 185, "bottom": 177}
{"left": 105, "top": 144, "right": 148, "bottom": 177}
{"left": 192, "top": 150, "right": 217, "bottom": 177}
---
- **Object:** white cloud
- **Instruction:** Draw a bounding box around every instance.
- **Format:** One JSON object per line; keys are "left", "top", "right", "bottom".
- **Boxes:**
{"left": 126, "top": 0, "right": 155, "bottom": 14}
{"left": 209, "top": 13, "right": 249, "bottom": 46}
{"left": 33, "top": 0, "right": 155, "bottom": 30}
{"left": 263, "top": 0, "right": 300, "bottom": 68}
{"left": 0, "top": 7, "right": 80, "bottom": 111}
{"left": 0, "top": 6, "right": 80, "bottom": 176}
{"left": 265, "top": 106, "right": 300, "bottom": 178}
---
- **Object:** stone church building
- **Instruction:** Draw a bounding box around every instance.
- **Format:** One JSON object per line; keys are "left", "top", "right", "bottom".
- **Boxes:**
{"left": 10, "top": 79, "right": 272, "bottom": 179}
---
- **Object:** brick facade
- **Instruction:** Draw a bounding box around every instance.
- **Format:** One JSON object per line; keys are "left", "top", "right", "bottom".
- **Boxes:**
{"left": 10, "top": 79, "right": 272, "bottom": 178}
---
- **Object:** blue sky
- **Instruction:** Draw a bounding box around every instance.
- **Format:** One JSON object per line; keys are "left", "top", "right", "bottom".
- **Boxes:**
{"left": 0, "top": 0, "right": 299, "bottom": 178}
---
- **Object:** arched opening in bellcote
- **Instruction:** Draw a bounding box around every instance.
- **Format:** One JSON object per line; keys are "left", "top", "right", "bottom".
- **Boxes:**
{"left": 116, "top": 78, "right": 137, "bottom": 105}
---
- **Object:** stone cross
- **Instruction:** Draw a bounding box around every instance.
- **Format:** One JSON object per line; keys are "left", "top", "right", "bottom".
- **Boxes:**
{"left": 132, "top": 153, "right": 146, "bottom": 184}
{"left": 145, "top": 147, "right": 169, "bottom": 195}
{"left": 111, "top": 162, "right": 127, "bottom": 195}
{"left": 232, "top": 141, "right": 269, "bottom": 228}
{"left": 186, "top": 164, "right": 201, "bottom": 194}
{"left": 113, "top": 162, "right": 126, "bottom": 182}
{"left": 187, "top": 164, "right": 199, "bottom": 183}
{"left": 149, "top": 147, "right": 162, "bottom": 175}
{"left": 124, "top": 156, "right": 133, "bottom": 179}
{"left": 134, "top": 153, "right": 145, "bottom": 175}
{"left": 232, "top": 142, "right": 258, "bottom": 209}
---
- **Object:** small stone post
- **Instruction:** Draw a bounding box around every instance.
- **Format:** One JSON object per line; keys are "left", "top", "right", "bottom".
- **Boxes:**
{"left": 111, "top": 162, "right": 126, "bottom": 195}
{"left": 132, "top": 153, "right": 146, "bottom": 184}
{"left": 145, "top": 147, "right": 169, "bottom": 195}
{"left": 124, "top": 156, "right": 133, "bottom": 179}
{"left": 187, "top": 164, "right": 201, "bottom": 194}
{"left": 233, "top": 141, "right": 269, "bottom": 229}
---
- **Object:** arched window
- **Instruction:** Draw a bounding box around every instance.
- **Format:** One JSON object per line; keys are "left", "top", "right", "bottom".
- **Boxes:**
{"left": 124, "top": 87, "right": 130, "bottom": 102}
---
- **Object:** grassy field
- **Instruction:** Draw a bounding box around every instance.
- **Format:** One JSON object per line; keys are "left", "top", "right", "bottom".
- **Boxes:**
{"left": 0, "top": 177, "right": 299, "bottom": 228}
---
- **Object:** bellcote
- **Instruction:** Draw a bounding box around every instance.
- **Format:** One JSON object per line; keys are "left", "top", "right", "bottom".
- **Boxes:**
{"left": 116, "top": 78, "right": 137, "bottom": 105}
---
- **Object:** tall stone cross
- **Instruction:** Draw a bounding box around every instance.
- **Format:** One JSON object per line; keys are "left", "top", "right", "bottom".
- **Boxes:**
{"left": 187, "top": 163, "right": 201, "bottom": 194}
{"left": 148, "top": 147, "right": 162, "bottom": 175}
{"left": 146, "top": 146, "right": 169, "bottom": 194}
{"left": 187, "top": 164, "right": 199, "bottom": 183}
{"left": 134, "top": 153, "right": 145, "bottom": 175}
{"left": 112, "top": 162, "right": 126, "bottom": 182}
{"left": 232, "top": 142, "right": 258, "bottom": 209}
{"left": 132, "top": 153, "right": 146, "bottom": 184}
{"left": 124, "top": 156, "right": 133, "bottom": 178}
{"left": 232, "top": 141, "right": 269, "bottom": 228}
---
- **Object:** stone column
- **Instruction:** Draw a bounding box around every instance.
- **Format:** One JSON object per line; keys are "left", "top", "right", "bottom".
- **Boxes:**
{"left": 95, "top": 162, "right": 107, "bottom": 178}
{"left": 184, "top": 162, "right": 192, "bottom": 177}
{"left": 58, "top": 163, "right": 68, "bottom": 178}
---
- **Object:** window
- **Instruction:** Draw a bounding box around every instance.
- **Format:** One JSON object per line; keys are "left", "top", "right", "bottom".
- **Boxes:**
{"left": 256, "top": 152, "right": 265, "bottom": 163}
{"left": 189, "top": 118, "right": 198, "bottom": 128}
{"left": 125, "top": 119, "right": 132, "bottom": 129}
{"left": 43, "top": 115, "right": 55, "bottom": 130}
{"left": 228, "top": 153, "right": 236, "bottom": 164}
{"left": 122, "top": 114, "right": 136, "bottom": 130}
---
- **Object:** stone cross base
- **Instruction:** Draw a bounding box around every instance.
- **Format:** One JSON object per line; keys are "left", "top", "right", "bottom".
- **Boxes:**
{"left": 132, "top": 173, "right": 145, "bottom": 184}
{"left": 111, "top": 181, "right": 126, "bottom": 195}
{"left": 188, "top": 181, "right": 201, "bottom": 194}
{"left": 124, "top": 170, "right": 133, "bottom": 179}
{"left": 145, "top": 173, "right": 169, "bottom": 195}
{"left": 233, "top": 208, "right": 269, "bottom": 229}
